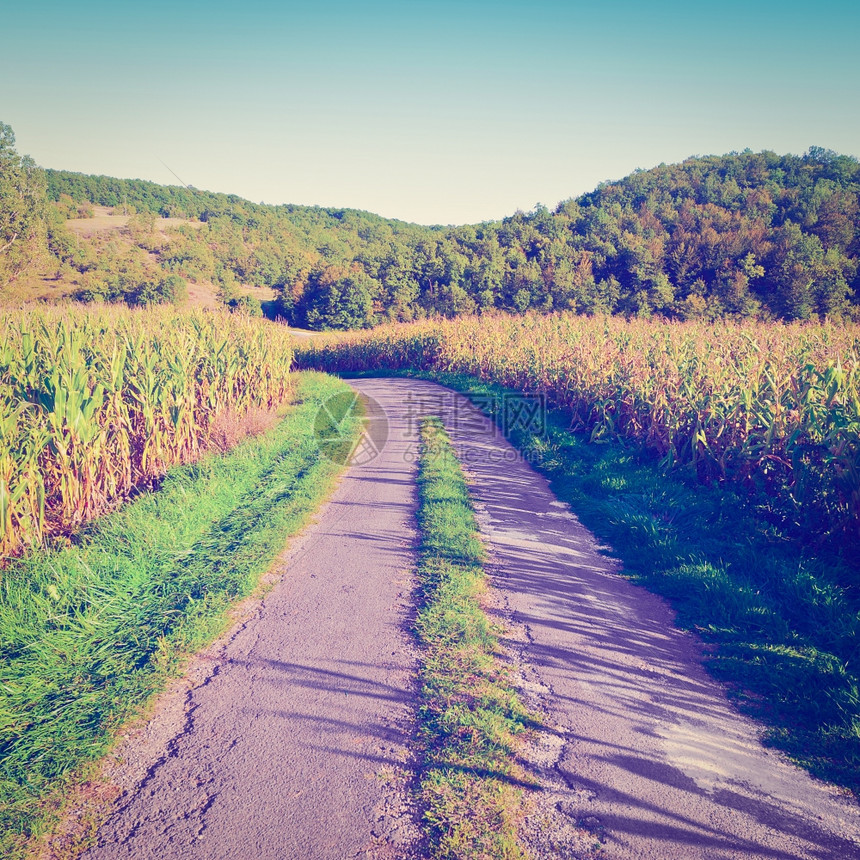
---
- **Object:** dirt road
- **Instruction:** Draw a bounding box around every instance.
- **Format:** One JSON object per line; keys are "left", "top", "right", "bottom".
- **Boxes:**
{"left": 81, "top": 385, "right": 422, "bottom": 860}
{"left": 377, "top": 378, "right": 860, "bottom": 860}
{"left": 82, "top": 378, "right": 858, "bottom": 859}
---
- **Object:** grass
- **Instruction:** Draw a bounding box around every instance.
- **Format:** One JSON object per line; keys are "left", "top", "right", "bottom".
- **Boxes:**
{"left": 0, "top": 371, "right": 362, "bottom": 859}
{"left": 410, "top": 371, "right": 860, "bottom": 798}
{"left": 415, "top": 416, "right": 533, "bottom": 860}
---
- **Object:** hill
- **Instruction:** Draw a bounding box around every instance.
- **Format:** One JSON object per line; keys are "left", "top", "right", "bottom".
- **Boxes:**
{"left": 2, "top": 120, "right": 858, "bottom": 325}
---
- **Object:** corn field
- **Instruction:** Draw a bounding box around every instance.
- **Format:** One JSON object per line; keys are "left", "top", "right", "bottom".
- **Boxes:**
{"left": 0, "top": 307, "right": 293, "bottom": 556}
{"left": 295, "top": 314, "right": 860, "bottom": 541}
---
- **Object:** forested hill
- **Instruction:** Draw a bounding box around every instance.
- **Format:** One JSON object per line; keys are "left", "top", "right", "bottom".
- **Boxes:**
{"left": 14, "top": 143, "right": 860, "bottom": 325}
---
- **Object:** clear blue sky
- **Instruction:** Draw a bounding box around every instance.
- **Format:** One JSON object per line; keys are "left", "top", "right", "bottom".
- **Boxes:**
{"left": 3, "top": 0, "right": 858, "bottom": 225}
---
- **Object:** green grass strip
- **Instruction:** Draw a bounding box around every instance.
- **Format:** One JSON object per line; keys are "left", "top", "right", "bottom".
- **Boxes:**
{"left": 0, "top": 371, "right": 362, "bottom": 859}
{"left": 415, "top": 416, "right": 532, "bottom": 860}
{"left": 406, "top": 371, "right": 860, "bottom": 798}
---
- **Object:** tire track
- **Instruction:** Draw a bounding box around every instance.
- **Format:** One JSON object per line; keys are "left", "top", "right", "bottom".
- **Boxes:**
{"left": 80, "top": 385, "right": 423, "bottom": 860}
{"left": 351, "top": 378, "right": 860, "bottom": 860}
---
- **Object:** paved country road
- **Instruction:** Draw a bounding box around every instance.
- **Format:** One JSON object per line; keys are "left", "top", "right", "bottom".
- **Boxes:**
{"left": 80, "top": 379, "right": 859, "bottom": 860}
{"left": 81, "top": 381, "right": 423, "bottom": 860}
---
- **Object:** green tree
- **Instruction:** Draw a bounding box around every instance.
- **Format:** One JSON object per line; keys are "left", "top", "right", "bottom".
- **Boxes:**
{"left": 300, "top": 265, "right": 378, "bottom": 330}
{"left": 772, "top": 222, "right": 825, "bottom": 320}
{"left": 0, "top": 122, "right": 46, "bottom": 285}
{"left": 229, "top": 294, "right": 263, "bottom": 316}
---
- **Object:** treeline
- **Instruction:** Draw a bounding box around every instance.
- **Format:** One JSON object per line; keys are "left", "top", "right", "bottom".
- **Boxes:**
{"left": 41, "top": 168, "right": 435, "bottom": 310}
{"left": 289, "top": 148, "right": 860, "bottom": 326}
{"left": 278, "top": 148, "right": 858, "bottom": 326}
{"left": 3, "top": 118, "right": 859, "bottom": 325}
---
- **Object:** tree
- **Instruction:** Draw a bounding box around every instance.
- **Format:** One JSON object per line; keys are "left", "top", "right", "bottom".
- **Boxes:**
{"left": 298, "top": 265, "right": 378, "bottom": 330}
{"left": 772, "top": 222, "right": 824, "bottom": 320}
{"left": 229, "top": 294, "right": 263, "bottom": 316}
{"left": 0, "top": 122, "right": 46, "bottom": 285}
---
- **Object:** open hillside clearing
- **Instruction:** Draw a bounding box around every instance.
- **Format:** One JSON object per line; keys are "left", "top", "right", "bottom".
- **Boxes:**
{"left": 63, "top": 207, "right": 206, "bottom": 238}
{"left": 2, "top": 207, "right": 272, "bottom": 308}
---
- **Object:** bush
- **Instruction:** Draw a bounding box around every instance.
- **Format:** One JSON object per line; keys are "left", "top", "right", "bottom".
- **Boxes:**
{"left": 229, "top": 294, "right": 263, "bottom": 316}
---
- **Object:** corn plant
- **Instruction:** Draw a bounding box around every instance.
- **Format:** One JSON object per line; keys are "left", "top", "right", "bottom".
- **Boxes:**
{"left": 0, "top": 306, "right": 293, "bottom": 556}
{"left": 295, "top": 313, "right": 860, "bottom": 541}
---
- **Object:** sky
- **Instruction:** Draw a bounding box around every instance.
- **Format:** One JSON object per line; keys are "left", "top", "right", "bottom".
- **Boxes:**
{"left": 2, "top": 0, "right": 858, "bottom": 225}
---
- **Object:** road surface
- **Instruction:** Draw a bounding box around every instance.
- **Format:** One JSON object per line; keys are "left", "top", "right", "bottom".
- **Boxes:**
{"left": 80, "top": 378, "right": 859, "bottom": 860}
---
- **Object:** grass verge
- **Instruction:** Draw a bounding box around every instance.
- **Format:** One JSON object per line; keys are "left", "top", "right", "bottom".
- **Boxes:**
{"left": 404, "top": 371, "right": 860, "bottom": 798}
{"left": 0, "top": 371, "right": 361, "bottom": 859}
{"left": 415, "top": 416, "right": 533, "bottom": 860}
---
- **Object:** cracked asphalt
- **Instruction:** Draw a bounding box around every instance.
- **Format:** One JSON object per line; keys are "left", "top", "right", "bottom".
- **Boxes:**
{"left": 81, "top": 379, "right": 860, "bottom": 860}
{"left": 395, "top": 378, "right": 860, "bottom": 860}
{"left": 81, "top": 382, "right": 423, "bottom": 860}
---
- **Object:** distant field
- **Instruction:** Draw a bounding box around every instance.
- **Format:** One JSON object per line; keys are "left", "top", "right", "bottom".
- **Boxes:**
{"left": 64, "top": 205, "right": 206, "bottom": 237}
{"left": 4, "top": 273, "right": 273, "bottom": 308}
